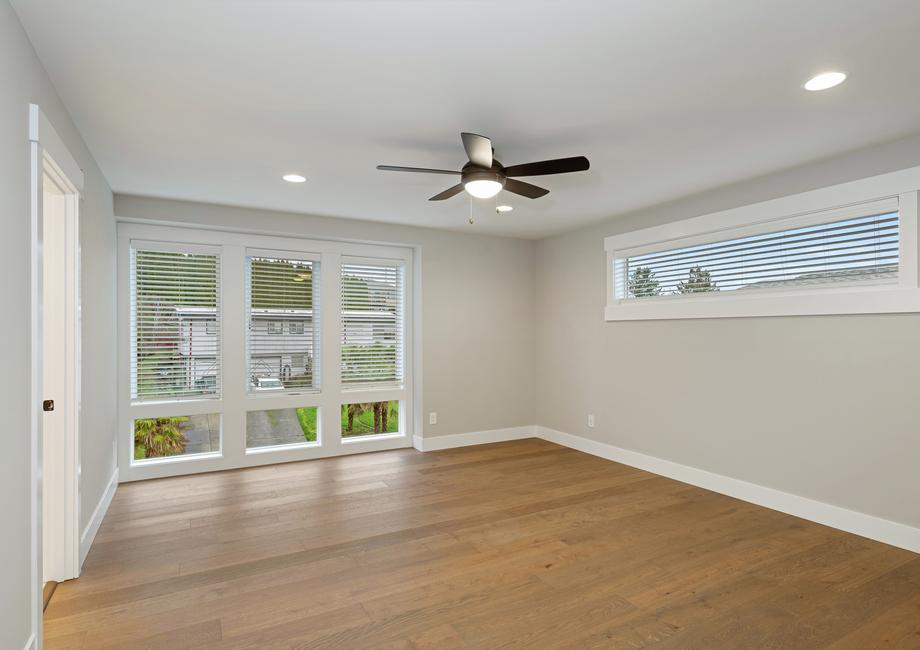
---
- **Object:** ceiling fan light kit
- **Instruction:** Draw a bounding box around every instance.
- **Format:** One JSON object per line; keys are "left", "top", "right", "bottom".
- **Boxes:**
{"left": 377, "top": 132, "right": 589, "bottom": 204}
{"left": 463, "top": 168, "right": 505, "bottom": 199}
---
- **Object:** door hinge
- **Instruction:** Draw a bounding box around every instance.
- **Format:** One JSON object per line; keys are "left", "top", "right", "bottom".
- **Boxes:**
{"left": 43, "top": 399, "right": 54, "bottom": 412}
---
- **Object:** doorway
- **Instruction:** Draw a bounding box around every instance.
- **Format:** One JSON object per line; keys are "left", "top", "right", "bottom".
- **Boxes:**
{"left": 29, "top": 104, "right": 83, "bottom": 638}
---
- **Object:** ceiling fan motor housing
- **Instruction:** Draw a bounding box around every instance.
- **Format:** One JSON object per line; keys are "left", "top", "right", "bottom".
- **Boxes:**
{"left": 461, "top": 160, "right": 506, "bottom": 188}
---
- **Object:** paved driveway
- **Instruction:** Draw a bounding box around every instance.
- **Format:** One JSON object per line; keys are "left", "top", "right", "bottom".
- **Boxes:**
{"left": 245, "top": 408, "right": 307, "bottom": 447}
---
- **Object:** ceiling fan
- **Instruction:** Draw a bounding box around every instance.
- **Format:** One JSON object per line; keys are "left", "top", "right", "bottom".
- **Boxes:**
{"left": 377, "top": 132, "right": 590, "bottom": 201}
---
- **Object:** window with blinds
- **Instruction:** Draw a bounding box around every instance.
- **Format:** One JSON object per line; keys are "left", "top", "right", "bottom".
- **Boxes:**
{"left": 341, "top": 261, "right": 404, "bottom": 388}
{"left": 624, "top": 211, "right": 899, "bottom": 299}
{"left": 131, "top": 247, "right": 221, "bottom": 401}
{"left": 246, "top": 255, "right": 320, "bottom": 392}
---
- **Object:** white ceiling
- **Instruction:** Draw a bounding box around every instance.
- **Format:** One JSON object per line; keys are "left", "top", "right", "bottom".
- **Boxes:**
{"left": 13, "top": 0, "right": 920, "bottom": 238}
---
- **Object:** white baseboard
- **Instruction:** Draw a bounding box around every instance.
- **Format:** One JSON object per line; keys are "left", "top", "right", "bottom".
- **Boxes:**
{"left": 413, "top": 425, "right": 536, "bottom": 452}
{"left": 536, "top": 426, "right": 920, "bottom": 554}
{"left": 80, "top": 467, "right": 118, "bottom": 566}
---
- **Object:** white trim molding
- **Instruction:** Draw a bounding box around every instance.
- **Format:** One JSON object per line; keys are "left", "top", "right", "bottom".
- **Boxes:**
{"left": 605, "top": 164, "right": 920, "bottom": 320}
{"left": 413, "top": 425, "right": 536, "bottom": 452}
{"left": 23, "top": 633, "right": 36, "bottom": 650}
{"left": 29, "top": 104, "right": 84, "bottom": 194}
{"left": 80, "top": 468, "right": 118, "bottom": 566}
{"left": 536, "top": 426, "right": 920, "bottom": 554}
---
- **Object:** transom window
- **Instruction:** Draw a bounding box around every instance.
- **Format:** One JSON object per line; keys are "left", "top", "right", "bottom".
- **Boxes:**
{"left": 623, "top": 211, "right": 898, "bottom": 299}
{"left": 606, "top": 189, "right": 920, "bottom": 321}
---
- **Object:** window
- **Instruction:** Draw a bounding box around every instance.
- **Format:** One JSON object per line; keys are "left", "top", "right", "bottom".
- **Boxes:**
{"left": 133, "top": 413, "right": 220, "bottom": 460}
{"left": 341, "top": 260, "right": 404, "bottom": 388}
{"left": 130, "top": 246, "right": 221, "bottom": 400}
{"left": 246, "top": 406, "right": 318, "bottom": 449}
{"left": 341, "top": 401, "right": 399, "bottom": 438}
{"left": 247, "top": 254, "right": 320, "bottom": 392}
{"left": 119, "top": 225, "right": 413, "bottom": 481}
{"left": 606, "top": 189, "right": 920, "bottom": 320}
{"left": 623, "top": 211, "right": 898, "bottom": 298}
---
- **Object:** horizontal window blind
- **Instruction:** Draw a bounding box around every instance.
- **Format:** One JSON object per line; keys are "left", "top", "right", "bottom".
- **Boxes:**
{"left": 625, "top": 211, "right": 899, "bottom": 299}
{"left": 341, "top": 261, "right": 404, "bottom": 388}
{"left": 246, "top": 256, "right": 320, "bottom": 392}
{"left": 131, "top": 247, "right": 221, "bottom": 401}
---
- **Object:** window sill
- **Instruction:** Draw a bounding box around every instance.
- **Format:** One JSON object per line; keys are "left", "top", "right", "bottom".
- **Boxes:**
{"left": 605, "top": 286, "right": 920, "bottom": 321}
{"left": 245, "top": 441, "right": 321, "bottom": 455}
{"left": 341, "top": 431, "right": 404, "bottom": 444}
{"left": 130, "top": 450, "right": 222, "bottom": 467}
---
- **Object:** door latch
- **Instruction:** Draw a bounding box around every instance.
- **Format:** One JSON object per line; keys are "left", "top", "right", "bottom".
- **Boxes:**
{"left": 43, "top": 399, "right": 54, "bottom": 412}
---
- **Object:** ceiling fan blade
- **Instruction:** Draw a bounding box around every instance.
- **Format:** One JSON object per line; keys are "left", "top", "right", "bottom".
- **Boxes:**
{"left": 503, "top": 178, "right": 549, "bottom": 199}
{"left": 377, "top": 165, "right": 460, "bottom": 175}
{"left": 504, "top": 156, "right": 590, "bottom": 177}
{"left": 428, "top": 184, "right": 465, "bottom": 201}
{"left": 460, "top": 132, "right": 493, "bottom": 168}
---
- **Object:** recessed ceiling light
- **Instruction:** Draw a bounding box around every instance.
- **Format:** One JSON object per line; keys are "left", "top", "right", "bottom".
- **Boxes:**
{"left": 495, "top": 205, "right": 513, "bottom": 213}
{"left": 803, "top": 71, "right": 847, "bottom": 91}
{"left": 282, "top": 173, "right": 306, "bottom": 183}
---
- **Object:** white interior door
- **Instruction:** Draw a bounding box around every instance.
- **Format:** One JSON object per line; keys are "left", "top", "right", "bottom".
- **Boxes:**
{"left": 40, "top": 165, "right": 81, "bottom": 585}
{"left": 42, "top": 179, "right": 67, "bottom": 583}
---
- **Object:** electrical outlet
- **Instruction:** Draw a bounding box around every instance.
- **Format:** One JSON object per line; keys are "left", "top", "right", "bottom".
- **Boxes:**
{"left": 587, "top": 414, "right": 595, "bottom": 428}
{"left": 429, "top": 412, "right": 438, "bottom": 425}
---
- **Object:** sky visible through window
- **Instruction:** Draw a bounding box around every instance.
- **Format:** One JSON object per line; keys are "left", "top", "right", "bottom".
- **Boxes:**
{"left": 626, "top": 212, "right": 899, "bottom": 298}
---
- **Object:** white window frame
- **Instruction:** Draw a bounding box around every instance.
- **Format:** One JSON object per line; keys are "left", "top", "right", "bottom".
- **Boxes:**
{"left": 117, "top": 223, "right": 414, "bottom": 481}
{"left": 605, "top": 166, "right": 920, "bottom": 321}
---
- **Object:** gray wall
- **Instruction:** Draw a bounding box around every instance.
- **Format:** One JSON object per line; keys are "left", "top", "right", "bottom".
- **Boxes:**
{"left": 535, "top": 134, "right": 920, "bottom": 529}
{"left": 114, "top": 195, "right": 537, "bottom": 438}
{"left": 0, "top": 3, "right": 116, "bottom": 647}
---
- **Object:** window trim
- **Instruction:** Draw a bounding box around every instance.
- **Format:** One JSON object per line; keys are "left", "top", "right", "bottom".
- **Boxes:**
{"left": 605, "top": 167, "right": 920, "bottom": 321}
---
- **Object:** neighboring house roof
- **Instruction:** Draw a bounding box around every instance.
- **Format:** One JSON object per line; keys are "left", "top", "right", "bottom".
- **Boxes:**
{"left": 737, "top": 264, "right": 897, "bottom": 291}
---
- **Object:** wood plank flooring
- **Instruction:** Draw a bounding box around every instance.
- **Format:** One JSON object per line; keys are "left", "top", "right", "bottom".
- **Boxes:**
{"left": 45, "top": 439, "right": 920, "bottom": 649}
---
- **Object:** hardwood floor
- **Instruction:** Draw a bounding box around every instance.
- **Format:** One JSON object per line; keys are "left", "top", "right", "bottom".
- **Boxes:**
{"left": 45, "top": 439, "right": 920, "bottom": 649}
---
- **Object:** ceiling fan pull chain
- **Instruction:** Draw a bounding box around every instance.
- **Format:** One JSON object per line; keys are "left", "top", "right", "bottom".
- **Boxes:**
{"left": 469, "top": 196, "right": 474, "bottom": 225}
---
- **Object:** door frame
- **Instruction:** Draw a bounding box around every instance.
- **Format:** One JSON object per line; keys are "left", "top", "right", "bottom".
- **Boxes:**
{"left": 29, "top": 104, "right": 83, "bottom": 647}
